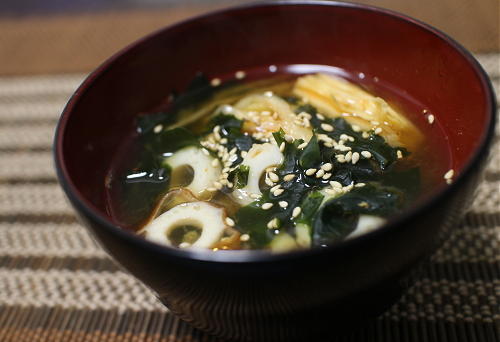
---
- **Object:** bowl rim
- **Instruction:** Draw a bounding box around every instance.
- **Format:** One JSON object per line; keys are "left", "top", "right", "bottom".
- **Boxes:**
{"left": 54, "top": 0, "right": 497, "bottom": 264}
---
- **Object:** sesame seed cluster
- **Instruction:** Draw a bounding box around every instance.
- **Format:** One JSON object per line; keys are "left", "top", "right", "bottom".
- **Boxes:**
{"left": 195, "top": 96, "right": 405, "bottom": 235}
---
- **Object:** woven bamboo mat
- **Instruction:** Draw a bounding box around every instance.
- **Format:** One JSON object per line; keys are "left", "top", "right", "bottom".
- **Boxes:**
{"left": 0, "top": 54, "right": 499, "bottom": 341}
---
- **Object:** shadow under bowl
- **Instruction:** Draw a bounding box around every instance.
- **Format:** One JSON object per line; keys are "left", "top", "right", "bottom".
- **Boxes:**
{"left": 54, "top": 1, "right": 496, "bottom": 341}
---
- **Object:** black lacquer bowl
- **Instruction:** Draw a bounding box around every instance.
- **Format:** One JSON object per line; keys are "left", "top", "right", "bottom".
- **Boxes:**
{"left": 54, "top": 2, "right": 496, "bottom": 341}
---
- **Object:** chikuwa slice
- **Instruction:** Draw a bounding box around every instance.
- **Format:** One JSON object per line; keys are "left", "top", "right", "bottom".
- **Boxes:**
{"left": 164, "top": 146, "right": 221, "bottom": 196}
{"left": 143, "top": 201, "right": 228, "bottom": 249}
{"left": 232, "top": 143, "right": 283, "bottom": 205}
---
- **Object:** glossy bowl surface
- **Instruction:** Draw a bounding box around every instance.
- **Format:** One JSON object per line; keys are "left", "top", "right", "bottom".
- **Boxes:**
{"left": 54, "top": 1, "right": 496, "bottom": 341}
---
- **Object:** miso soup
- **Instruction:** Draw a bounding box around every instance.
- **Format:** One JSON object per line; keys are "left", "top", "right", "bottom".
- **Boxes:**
{"left": 105, "top": 67, "right": 453, "bottom": 252}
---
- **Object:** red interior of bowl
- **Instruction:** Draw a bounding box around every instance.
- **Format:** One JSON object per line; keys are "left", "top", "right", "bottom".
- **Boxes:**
{"left": 56, "top": 2, "right": 495, "bottom": 222}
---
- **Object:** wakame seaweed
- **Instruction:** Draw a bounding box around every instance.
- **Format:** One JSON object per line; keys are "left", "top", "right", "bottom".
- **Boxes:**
{"left": 137, "top": 73, "right": 237, "bottom": 135}
{"left": 117, "top": 127, "right": 200, "bottom": 226}
{"left": 233, "top": 101, "right": 419, "bottom": 248}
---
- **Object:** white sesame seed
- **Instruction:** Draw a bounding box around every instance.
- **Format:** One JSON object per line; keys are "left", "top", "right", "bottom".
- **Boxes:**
{"left": 340, "top": 134, "right": 349, "bottom": 141}
{"left": 352, "top": 152, "right": 360, "bottom": 164}
{"left": 240, "top": 234, "right": 250, "bottom": 242}
{"left": 324, "top": 142, "right": 334, "bottom": 148}
{"left": 268, "top": 172, "right": 279, "bottom": 182}
{"left": 397, "top": 150, "right": 403, "bottom": 159}
{"left": 272, "top": 112, "right": 279, "bottom": 120}
{"left": 355, "top": 182, "right": 366, "bottom": 188}
{"left": 316, "top": 169, "right": 325, "bottom": 178}
{"left": 374, "top": 127, "right": 383, "bottom": 134}
{"left": 211, "top": 78, "right": 221, "bottom": 87}
{"left": 446, "top": 179, "right": 453, "bottom": 185}
{"left": 263, "top": 91, "right": 274, "bottom": 97}
{"left": 322, "top": 173, "right": 332, "bottom": 180}
{"left": 361, "top": 151, "right": 372, "bottom": 158}
{"left": 267, "top": 218, "right": 279, "bottom": 229}
{"left": 292, "top": 207, "right": 302, "bottom": 218}
{"left": 213, "top": 181, "right": 223, "bottom": 190}
{"left": 265, "top": 178, "right": 275, "bottom": 187}
{"left": 211, "top": 159, "right": 220, "bottom": 167}
{"left": 427, "top": 114, "right": 435, "bottom": 124}
{"left": 241, "top": 151, "right": 248, "bottom": 158}
{"left": 444, "top": 169, "right": 454, "bottom": 180}
{"left": 269, "top": 65, "right": 277, "bottom": 72}
{"left": 305, "top": 168, "right": 317, "bottom": 176}
{"left": 227, "top": 182, "right": 234, "bottom": 188}
{"left": 336, "top": 154, "right": 346, "bottom": 163}
{"left": 229, "top": 147, "right": 237, "bottom": 155}
{"left": 321, "top": 123, "right": 334, "bottom": 132}
{"left": 279, "top": 201, "right": 288, "bottom": 208}
{"left": 153, "top": 124, "right": 163, "bottom": 133}
{"left": 225, "top": 217, "right": 235, "bottom": 226}
{"left": 262, "top": 202, "right": 273, "bottom": 210}
{"left": 284, "top": 135, "right": 294, "bottom": 143}
{"left": 330, "top": 181, "right": 342, "bottom": 189}
{"left": 298, "top": 142, "right": 308, "bottom": 149}
{"left": 235, "top": 70, "right": 246, "bottom": 79}
{"left": 284, "top": 174, "right": 296, "bottom": 181}
{"left": 250, "top": 193, "right": 262, "bottom": 199}
{"left": 316, "top": 113, "right": 325, "bottom": 120}
{"left": 273, "top": 189, "right": 284, "bottom": 196}
{"left": 345, "top": 151, "right": 352, "bottom": 162}
{"left": 202, "top": 148, "right": 210, "bottom": 156}
{"left": 270, "top": 184, "right": 281, "bottom": 192}
{"left": 324, "top": 188, "right": 339, "bottom": 196}
{"left": 321, "top": 163, "right": 333, "bottom": 171}
{"left": 220, "top": 138, "right": 228, "bottom": 144}
{"left": 279, "top": 142, "right": 285, "bottom": 152}
{"left": 362, "top": 132, "right": 370, "bottom": 139}
{"left": 358, "top": 201, "right": 369, "bottom": 208}
{"left": 317, "top": 134, "right": 332, "bottom": 143}
{"left": 179, "top": 242, "right": 191, "bottom": 248}
{"left": 352, "top": 125, "right": 361, "bottom": 132}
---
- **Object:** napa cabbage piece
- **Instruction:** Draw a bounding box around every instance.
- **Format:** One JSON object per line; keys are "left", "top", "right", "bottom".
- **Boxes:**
{"left": 233, "top": 93, "right": 313, "bottom": 141}
{"left": 293, "top": 73, "right": 423, "bottom": 151}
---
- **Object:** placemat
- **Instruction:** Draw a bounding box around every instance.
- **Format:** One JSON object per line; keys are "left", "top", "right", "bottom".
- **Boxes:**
{"left": 0, "top": 54, "right": 498, "bottom": 341}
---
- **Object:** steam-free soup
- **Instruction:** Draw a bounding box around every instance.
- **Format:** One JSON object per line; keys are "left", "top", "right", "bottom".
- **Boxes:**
{"left": 106, "top": 69, "right": 452, "bottom": 252}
